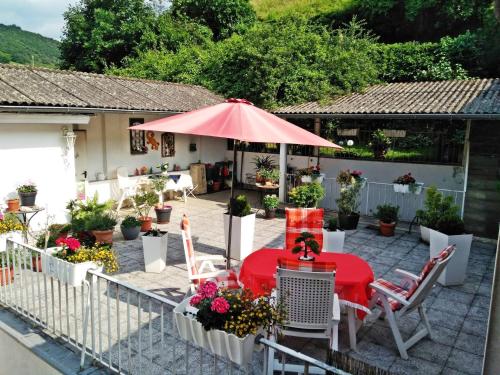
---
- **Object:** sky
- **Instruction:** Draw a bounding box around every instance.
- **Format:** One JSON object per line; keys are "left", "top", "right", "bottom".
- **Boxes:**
{"left": 0, "top": 0, "right": 79, "bottom": 40}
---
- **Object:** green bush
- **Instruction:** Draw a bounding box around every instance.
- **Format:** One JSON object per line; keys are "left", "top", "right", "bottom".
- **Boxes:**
{"left": 325, "top": 217, "right": 339, "bottom": 231}
{"left": 416, "top": 186, "right": 460, "bottom": 230}
{"left": 121, "top": 216, "right": 141, "bottom": 228}
{"left": 289, "top": 183, "right": 325, "bottom": 208}
{"left": 133, "top": 191, "right": 159, "bottom": 218}
{"left": 336, "top": 184, "right": 361, "bottom": 215}
{"left": 85, "top": 213, "right": 117, "bottom": 231}
{"left": 228, "top": 194, "right": 252, "bottom": 216}
{"left": 374, "top": 204, "right": 399, "bottom": 224}
{"left": 263, "top": 194, "right": 279, "bottom": 210}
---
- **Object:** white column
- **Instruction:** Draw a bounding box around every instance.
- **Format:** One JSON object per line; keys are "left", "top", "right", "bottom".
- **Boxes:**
{"left": 279, "top": 143, "right": 287, "bottom": 202}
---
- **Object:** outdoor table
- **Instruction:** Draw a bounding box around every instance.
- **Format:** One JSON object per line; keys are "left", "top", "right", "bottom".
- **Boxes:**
{"left": 255, "top": 183, "right": 279, "bottom": 206}
{"left": 239, "top": 248, "right": 374, "bottom": 350}
{"left": 11, "top": 206, "right": 45, "bottom": 242}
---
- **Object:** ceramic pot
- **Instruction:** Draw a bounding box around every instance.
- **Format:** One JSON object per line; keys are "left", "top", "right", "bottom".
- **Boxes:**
{"left": 7, "top": 199, "right": 20, "bottom": 212}
{"left": 264, "top": 208, "right": 276, "bottom": 219}
{"left": 223, "top": 213, "right": 256, "bottom": 261}
{"left": 379, "top": 221, "right": 396, "bottom": 237}
{"left": 92, "top": 229, "right": 114, "bottom": 244}
{"left": 121, "top": 225, "right": 141, "bottom": 241}
{"left": 139, "top": 216, "right": 152, "bottom": 232}
{"left": 322, "top": 228, "right": 345, "bottom": 252}
{"left": 301, "top": 175, "right": 312, "bottom": 183}
{"left": 141, "top": 231, "right": 168, "bottom": 273}
{"left": 338, "top": 212, "right": 360, "bottom": 230}
{"left": 155, "top": 206, "right": 172, "bottom": 224}
{"left": 19, "top": 191, "right": 37, "bottom": 206}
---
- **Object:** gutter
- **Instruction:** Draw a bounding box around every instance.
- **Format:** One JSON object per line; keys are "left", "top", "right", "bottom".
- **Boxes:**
{"left": 274, "top": 113, "right": 500, "bottom": 120}
{"left": 0, "top": 105, "right": 183, "bottom": 116}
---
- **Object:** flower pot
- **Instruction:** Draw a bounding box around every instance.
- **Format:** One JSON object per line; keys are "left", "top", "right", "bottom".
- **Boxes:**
{"left": 322, "top": 228, "right": 345, "bottom": 252}
{"left": 429, "top": 229, "right": 472, "bottom": 286}
{"left": 0, "top": 231, "right": 23, "bottom": 252}
{"left": 19, "top": 191, "right": 37, "bottom": 207}
{"left": 420, "top": 225, "right": 430, "bottom": 243}
{"left": 338, "top": 212, "right": 360, "bottom": 230}
{"left": 355, "top": 177, "right": 367, "bottom": 189}
{"left": 301, "top": 175, "right": 312, "bottom": 183}
{"left": 6, "top": 199, "right": 20, "bottom": 212}
{"left": 223, "top": 213, "right": 256, "bottom": 261}
{"left": 0, "top": 266, "right": 14, "bottom": 286}
{"left": 32, "top": 256, "right": 42, "bottom": 272}
{"left": 311, "top": 173, "right": 325, "bottom": 184}
{"left": 379, "top": 221, "right": 396, "bottom": 237}
{"left": 155, "top": 206, "right": 172, "bottom": 224}
{"left": 141, "top": 231, "right": 168, "bottom": 273}
{"left": 264, "top": 208, "right": 276, "bottom": 219}
{"left": 121, "top": 225, "right": 141, "bottom": 241}
{"left": 410, "top": 182, "right": 424, "bottom": 195}
{"left": 393, "top": 184, "right": 409, "bottom": 194}
{"left": 92, "top": 229, "right": 114, "bottom": 244}
{"left": 139, "top": 216, "right": 152, "bottom": 232}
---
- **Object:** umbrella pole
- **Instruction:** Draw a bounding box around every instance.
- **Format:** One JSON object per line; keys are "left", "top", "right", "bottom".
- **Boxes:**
{"left": 226, "top": 140, "right": 239, "bottom": 269}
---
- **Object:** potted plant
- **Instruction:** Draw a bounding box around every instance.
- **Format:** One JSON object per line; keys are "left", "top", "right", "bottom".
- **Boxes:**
{"left": 416, "top": 186, "right": 454, "bottom": 243}
{"left": 288, "top": 182, "right": 325, "bottom": 208}
{"left": 85, "top": 212, "right": 117, "bottom": 244}
{"left": 0, "top": 214, "right": 24, "bottom": 251}
{"left": 174, "top": 281, "right": 284, "bottom": 366}
{"left": 41, "top": 238, "right": 118, "bottom": 287}
{"left": 0, "top": 252, "right": 15, "bottom": 285}
{"left": 322, "top": 218, "right": 345, "bottom": 252}
{"left": 141, "top": 227, "right": 168, "bottom": 273}
{"left": 429, "top": 214, "right": 472, "bottom": 286}
{"left": 374, "top": 204, "right": 399, "bottom": 237}
{"left": 17, "top": 182, "right": 37, "bottom": 206}
{"left": 350, "top": 170, "right": 367, "bottom": 189}
{"left": 263, "top": 194, "right": 279, "bottom": 219}
{"left": 259, "top": 168, "right": 279, "bottom": 186}
{"left": 120, "top": 216, "right": 142, "bottom": 240}
{"left": 369, "top": 129, "right": 391, "bottom": 159}
{"left": 6, "top": 197, "right": 20, "bottom": 212}
{"left": 223, "top": 195, "right": 256, "bottom": 261}
{"left": 335, "top": 170, "right": 362, "bottom": 230}
{"left": 393, "top": 173, "right": 423, "bottom": 194}
{"left": 291, "top": 232, "right": 320, "bottom": 261}
{"left": 253, "top": 156, "right": 276, "bottom": 183}
{"left": 133, "top": 191, "right": 159, "bottom": 231}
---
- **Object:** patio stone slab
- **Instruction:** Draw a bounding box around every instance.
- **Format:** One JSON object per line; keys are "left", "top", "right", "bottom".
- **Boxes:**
{"left": 454, "top": 331, "right": 486, "bottom": 356}
{"left": 446, "top": 348, "right": 484, "bottom": 375}
{"left": 389, "top": 356, "right": 443, "bottom": 375}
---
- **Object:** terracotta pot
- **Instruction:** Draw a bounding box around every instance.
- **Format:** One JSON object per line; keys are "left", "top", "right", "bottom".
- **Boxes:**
{"left": 32, "top": 257, "right": 42, "bottom": 272}
{"left": 92, "top": 229, "right": 114, "bottom": 244}
{"left": 139, "top": 216, "right": 153, "bottom": 232}
{"left": 7, "top": 199, "right": 20, "bottom": 212}
{"left": 0, "top": 266, "right": 14, "bottom": 285}
{"left": 264, "top": 208, "right": 276, "bottom": 219}
{"left": 255, "top": 172, "right": 263, "bottom": 183}
{"left": 379, "top": 221, "right": 396, "bottom": 237}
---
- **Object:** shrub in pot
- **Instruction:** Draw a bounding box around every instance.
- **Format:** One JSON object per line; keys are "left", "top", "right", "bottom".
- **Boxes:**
{"left": 322, "top": 218, "right": 345, "bottom": 252}
{"left": 120, "top": 216, "right": 141, "bottom": 240}
{"left": 369, "top": 129, "right": 391, "bottom": 159}
{"left": 335, "top": 170, "right": 362, "bottom": 230}
{"left": 85, "top": 213, "right": 117, "bottom": 244}
{"left": 141, "top": 228, "right": 168, "bottom": 273}
{"left": 17, "top": 183, "right": 37, "bottom": 206}
{"left": 288, "top": 182, "right": 325, "bottom": 208}
{"left": 133, "top": 191, "right": 159, "bottom": 231}
{"left": 263, "top": 194, "right": 279, "bottom": 219}
{"left": 374, "top": 204, "right": 399, "bottom": 237}
{"left": 224, "top": 195, "right": 256, "bottom": 261}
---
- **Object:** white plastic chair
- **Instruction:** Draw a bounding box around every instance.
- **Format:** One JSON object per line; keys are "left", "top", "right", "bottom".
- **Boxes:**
{"left": 116, "top": 167, "right": 137, "bottom": 211}
{"left": 369, "top": 245, "right": 456, "bottom": 359}
{"left": 267, "top": 267, "right": 340, "bottom": 374}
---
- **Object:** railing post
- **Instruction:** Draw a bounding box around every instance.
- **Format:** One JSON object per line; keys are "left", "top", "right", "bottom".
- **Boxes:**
{"left": 80, "top": 279, "right": 91, "bottom": 370}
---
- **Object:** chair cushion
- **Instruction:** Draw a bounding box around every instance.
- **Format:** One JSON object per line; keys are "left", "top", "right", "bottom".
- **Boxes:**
{"left": 418, "top": 245, "right": 455, "bottom": 282}
{"left": 285, "top": 208, "right": 324, "bottom": 251}
{"left": 371, "top": 278, "right": 410, "bottom": 311}
{"left": 278, "top": 257, "right": 336, "bottom": 272}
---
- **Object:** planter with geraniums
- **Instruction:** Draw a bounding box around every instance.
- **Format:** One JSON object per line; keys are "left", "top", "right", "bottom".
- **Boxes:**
{"left": 297, "top": 165, "right": 324, "bottom": 184}
{"left": 0, "top": 214, "right": 24, "bottom": 252}
{"left": 174, "top": 281, "right": 284, "bottom": 366}
{"left": 17, "top": 183, "right": 37, "bottom": 207}
{"left": 322, "top": 218, "right": 345, "bottom": 252}
{"left": 85, "top": 212, "right": 117, "bottom": 244}
{"left": 141, "top": 228, "right": 168, "bottom": 273}
{"left": 335, "top": 170, "right": 362, "bottom": 230}
{"left": 393, "top": 173, "right": 424, "bottom": 194}
{"left": 120, "top": 216, "right": 142, "bottom": 240}
{"left": 133, "top": 191, "right": 159, "bottom": 232}
{"left": 374, "top": 204, "right": 399, "bottom": 237}
{"left": 223, "top": 195, "right": 256, "bottom": 261}
{"left": 263, "top": 194, "right": 279, "bottom": 219}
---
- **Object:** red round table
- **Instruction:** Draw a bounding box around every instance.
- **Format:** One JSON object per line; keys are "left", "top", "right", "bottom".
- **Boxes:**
{"left": 239, "top": 248, "right": 374, "bottom": 319}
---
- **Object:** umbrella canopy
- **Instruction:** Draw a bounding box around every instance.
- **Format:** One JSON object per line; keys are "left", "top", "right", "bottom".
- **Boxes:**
{"left": 129, "top": 98, "right": 341, "bottom": 149}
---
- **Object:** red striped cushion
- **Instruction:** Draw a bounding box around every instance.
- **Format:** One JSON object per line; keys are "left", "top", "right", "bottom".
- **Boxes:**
{"left": 285, "top": 208, "right": 324, "bottom": 251}
{"left": 372, "top": 278, "right": 409, "bottom": 311}
{"left": 278, "top": 257, "right": 336, "bottom": 272}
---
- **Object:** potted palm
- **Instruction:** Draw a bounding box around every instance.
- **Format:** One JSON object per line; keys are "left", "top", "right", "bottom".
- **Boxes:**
{"left": 374, "top": 204, "right": 399, "bottom": 236}
{"left": 141, "top": 227, "right": 168, "bottom": 273}
{"left": 85, "top": 212, "right": 117, "bottom": 244}
{"left": 322, "top": 218, "right": 345, "bottom": 252}
{"left": 133, "top": 191, "right": 159, "bottom": 231}
{"left": 335, "top": 170, "right": 362, "bottom": 230}
{"left": 288, "top": 182, "right": 325, "bottom": 208}
{"left": 263, "top": 194, "right": 279, "bottom": 219}
{"left": 120, "top": 216, "right": 142, "bottom": 240}
{"left": 17, "top": 182, "right": 37, "bottom": 206}
{"left": 0, "top": 214, "right": 24, "bottom": 251}
{"left": 223, "top": 195, "right": 256, "bottom": 261}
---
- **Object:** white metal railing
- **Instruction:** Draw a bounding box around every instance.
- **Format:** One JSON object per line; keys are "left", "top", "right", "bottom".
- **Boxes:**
{"left": 0, "top": 239, "right": 347, "bottom": 375}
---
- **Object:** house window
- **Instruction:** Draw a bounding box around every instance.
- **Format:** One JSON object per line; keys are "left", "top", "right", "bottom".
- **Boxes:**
{"left": 129, "top": 118, "right": 147, "bottom": 155}
{"left": 161, "top": 133, "right": 175, "bottom": 157}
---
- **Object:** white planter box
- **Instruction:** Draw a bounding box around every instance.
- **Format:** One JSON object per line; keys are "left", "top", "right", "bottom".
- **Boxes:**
{"left": 429, "top": 229, "right": 473, "bottom": 286}
{"left": 174, "top": 297, "right": 256, "bottom": 366}
{"left": 420, "top": 225, "right": 430, "bottom": 243}
{"left": 41, "top": 249, "right": 102, "bottom": 287}
{"left": 322, "top": 229, "right": 345, "bottom": 253}
{"left": 0, "top": 231, "right": 23, "bottom": 252}
{"left": 223, "top": 213, "right": 256, "bottom": 261}
{"left": 356, "top": 177, "right": 367, "bottom": 189}
{"left": 141, "top": 232, "right": 168, "bottom": 273}
{"left": 301, "top": 175, "right": 312, "bottom": 183}
{"left": 411, "top": 182, "right": 424, "bottom": 195}
{"left": 393, "top": 184, "right": 410, "bottom": 193}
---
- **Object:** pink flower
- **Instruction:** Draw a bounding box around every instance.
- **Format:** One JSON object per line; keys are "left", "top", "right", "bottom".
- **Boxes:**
{"left": 199, "top": 281, "right": 218, "bottom": 299}
{"left": 190, "top": 294, "right": 203, "bottom": 306}
{"left": 210, "top": 297, "right": 230, "bottom": 314}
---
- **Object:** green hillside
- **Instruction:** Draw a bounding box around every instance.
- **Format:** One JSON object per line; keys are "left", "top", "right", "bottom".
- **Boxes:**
{"left": 0, "top": 24, "right": 60, "bottom": 67}
{"left": 251, "top": 0, "right": 358, "bottom": 19}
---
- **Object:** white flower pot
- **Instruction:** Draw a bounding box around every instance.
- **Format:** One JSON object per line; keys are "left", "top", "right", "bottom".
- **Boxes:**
{"left": 410, "top": 182, "right": 424, "bottom": 195}
{"left": 393, "top": 184, "right": 410, "bottom": 193}
{"left": 223, "top": 213, "right": 256, "bottom": 261}
{"left": 141, "top": 232, "right": 168, "bottom": 273}
{"left": 322, "top": 229, "right": 345, "bottom": 253}
{"left": 420, "top": 225, "right": 430, "bottom": 243}
{"left": 301, "top": 176, "right": 312, "bottom": 183}
{"left": 0, "top": 231, "right": 23, "bottom": 252}
{"left": 41, "top": 249, "right": 102, "bottom": 287}
{"left": 429, "top": 229, "right": 473, "bottom": 286}
{"left": 311, "top": 173, "right": 325, "bottom": 184}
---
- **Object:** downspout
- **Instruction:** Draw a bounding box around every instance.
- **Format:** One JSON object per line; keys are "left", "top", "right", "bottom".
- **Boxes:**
{"left": 460, "top": 120, "right": 471, "bottom": 219}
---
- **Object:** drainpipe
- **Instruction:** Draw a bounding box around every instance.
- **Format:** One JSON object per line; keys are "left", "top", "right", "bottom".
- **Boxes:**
{"left": 279, "top": 143, "right": 287, "bottom": 203}
{"left": 460, "top": 120, "right": 471, "bottom": 219}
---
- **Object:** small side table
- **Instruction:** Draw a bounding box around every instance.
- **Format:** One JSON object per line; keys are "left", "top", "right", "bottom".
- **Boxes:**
{"left": 11, "top": 207, "right": 45, "bottom": 242}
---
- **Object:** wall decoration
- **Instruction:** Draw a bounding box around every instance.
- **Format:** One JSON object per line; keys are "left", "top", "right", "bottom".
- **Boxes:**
{"left": 146, "top": 131, "right": 160, "bottom": 150}
{"left": 129, "top": 118, "right": 147, "bottom": 155}
{"left": 161, "top": 133, "right": 175, "bottom": 157}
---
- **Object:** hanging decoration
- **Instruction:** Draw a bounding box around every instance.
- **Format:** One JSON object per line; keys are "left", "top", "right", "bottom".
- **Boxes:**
{"left": 129, "top": 118, "right": 147, "bottom": 155}
{"left": 161, "top": 133, "right": 175, "bottom": 157}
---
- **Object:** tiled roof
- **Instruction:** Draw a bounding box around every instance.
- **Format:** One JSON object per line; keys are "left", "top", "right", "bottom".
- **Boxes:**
{"left": 0, "top": 64, "right": 223, "bottom": 112}
{"left": 275, "top": 79, "right": 500, "bottom": 117}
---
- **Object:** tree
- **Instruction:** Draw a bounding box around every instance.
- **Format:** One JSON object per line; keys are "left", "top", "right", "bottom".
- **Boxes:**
{"left": 495, "top": 0, "right": 500, "bottom": 21}
{"left": 170, "top": 0, "right": 256, "bottom": 40}
{"left": 60, "top": 0, "right": 156, "bottom": 72}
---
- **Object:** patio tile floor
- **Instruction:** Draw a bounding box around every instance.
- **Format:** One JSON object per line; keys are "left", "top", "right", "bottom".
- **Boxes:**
{"left": 111, "top": 190, "right": 495, "bottom": 375}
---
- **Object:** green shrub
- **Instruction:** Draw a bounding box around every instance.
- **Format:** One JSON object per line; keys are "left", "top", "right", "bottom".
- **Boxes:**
{"left": 289, "top": 183, "right": 325, "bottom": 208}
{"left": 85, "top": 213, "right": 117, "bottom": 231}
{"left": 133, "top": 191, "right": 159, "bottom": 217}
{"left": 336, "top": 184, "right": 361, "bottom": 215}
{"left": 416, "top": 186, "right": 460, "bottom": 229}
{"left": 436, "top": 214, "right": 465, "bottom": 235}
{"left": 259, "top": 168, "right": 279, "bottom": 183}
{"left": 263, "top": 194, "right": 279, "bottom": 210}
{"left": 374, "top": 204, "right": 399, "bottom": 224}
{"left": 120, "top": 216, "right": 141, "bottom": 228}
{"left": 228, "top": 194, "right": 252, "bottom": 216}
{"left": 325, "top": 217, "right": 338, "bottom": 231}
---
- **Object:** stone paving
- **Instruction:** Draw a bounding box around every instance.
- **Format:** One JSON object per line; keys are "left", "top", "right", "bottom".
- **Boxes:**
{"left": 110, "top": 189, "right": 496, "bottom": 375}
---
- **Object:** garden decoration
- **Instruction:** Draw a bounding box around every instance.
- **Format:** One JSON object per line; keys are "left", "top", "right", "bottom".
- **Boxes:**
{"left": 259, "top": 168, "right": 279, "bottom": 185}
{"left": 393, "top": 172, "right": 424, "bottom": 194}
{"left": 17, "top": 182, "right": 37, "bottom": 206}
{"left": 133, "top": 191, "right": 159, "bottom": 231}
{"left": 291, "top": 232, "right": 320, "bottom": 261}
{"left": 85, "top": 212, "right": 117, "bottom": 244}
{"left": 141, "top": 227, "right": 168, "bottom": 273}
{"left": 146, "top": 131, "right": 159, "bottom": 150}
{"left": 6, "top": 198, "right": 20, "bottom": 212}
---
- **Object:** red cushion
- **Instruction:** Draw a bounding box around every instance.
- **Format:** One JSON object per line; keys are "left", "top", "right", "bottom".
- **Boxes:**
{"left": 285, "top": 208, "right": 324, "bottom": 251}
{"left": 371, "top": 278, "right": 410, "bottom": 311}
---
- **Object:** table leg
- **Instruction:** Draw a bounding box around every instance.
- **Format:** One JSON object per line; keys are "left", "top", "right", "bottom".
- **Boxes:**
{"left": 347, "top": 306, "right": 358, "bottom": 351}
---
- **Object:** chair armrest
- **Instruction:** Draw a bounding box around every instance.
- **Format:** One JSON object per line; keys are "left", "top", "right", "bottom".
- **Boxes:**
{"left": 395, "top": 269, "right": 419, "bottom": 281}
{"left": 369, "top": 282, "right": 409, "bottom": 306}
{"left": 332, "top": 294, "right": 341, "bottom": 323}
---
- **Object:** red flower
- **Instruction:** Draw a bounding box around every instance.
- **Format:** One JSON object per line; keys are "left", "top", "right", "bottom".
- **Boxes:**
{"left": 210, "top": 297, "right": 230, "bottom": 314}
{"left": 190, "top": 294, "right": 203, "bottom": 306}
{"left": 199, "top": 281, "right": 218, "bottom": 299}
{"left": 55, "top": 237, "right": 81, "bottom": 252}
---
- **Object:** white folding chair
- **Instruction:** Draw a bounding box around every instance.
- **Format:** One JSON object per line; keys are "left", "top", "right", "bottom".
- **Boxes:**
{"left": 116, "top": 167, "right": 137, "bottom": 211}
{"left": 369, "top": 245, "right": 456, "bottom": 359}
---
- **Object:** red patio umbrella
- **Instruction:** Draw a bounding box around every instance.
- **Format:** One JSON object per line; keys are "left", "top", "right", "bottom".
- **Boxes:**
{"left": 130, "top": 98, "right": 341, "bottom": 267}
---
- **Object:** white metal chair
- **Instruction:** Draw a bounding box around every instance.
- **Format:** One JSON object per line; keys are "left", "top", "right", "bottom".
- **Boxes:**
{"left": 116, "top": 167, "right": 137, "bottom": 211}
{"left": 267, "top": 263, "right": 340, "bottom": 374}
{"left": 369, "top": 245, "right": 456, "bottom": 359}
